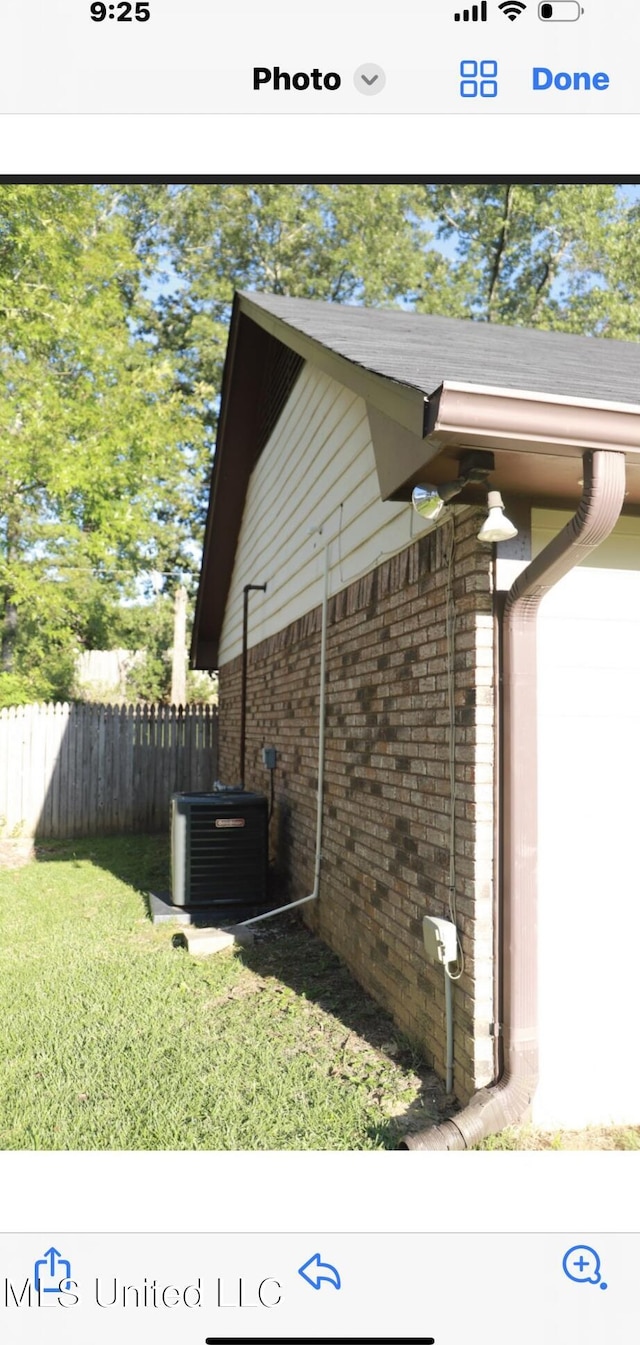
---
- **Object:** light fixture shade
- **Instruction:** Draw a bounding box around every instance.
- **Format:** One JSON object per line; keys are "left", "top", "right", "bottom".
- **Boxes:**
{"left": 477, "top": 491, "right": 518, "bottom": 543}
{"left": 412, "top": 485, "right": 447, "bottom": 525}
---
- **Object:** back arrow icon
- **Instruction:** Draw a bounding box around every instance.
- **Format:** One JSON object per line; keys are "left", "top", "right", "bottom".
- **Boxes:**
{"left": 298, "top": 1252, "right": 342, "bottom": 1290}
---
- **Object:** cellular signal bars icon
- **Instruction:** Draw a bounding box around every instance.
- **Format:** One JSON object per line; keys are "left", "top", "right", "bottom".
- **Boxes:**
{"left": 454, "top": 1, "right": 487, "bottom": 18}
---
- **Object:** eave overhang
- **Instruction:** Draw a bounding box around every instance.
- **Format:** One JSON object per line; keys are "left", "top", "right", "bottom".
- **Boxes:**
{"left": 191, "top": 293, "right": 428, "bottom": 670}
{"left": 191, "top": 293, "right": 640, "bottom": 672}
{"left": 239, "top": 291, "right": 428, "bottom": 436}
{"left": 370, "top": 380, "right": 640, "bottom": 508}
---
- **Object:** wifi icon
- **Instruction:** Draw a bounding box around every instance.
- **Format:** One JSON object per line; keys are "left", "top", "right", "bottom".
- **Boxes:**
{"left": 499, "top": 0, "right": 527, "bottom": 17}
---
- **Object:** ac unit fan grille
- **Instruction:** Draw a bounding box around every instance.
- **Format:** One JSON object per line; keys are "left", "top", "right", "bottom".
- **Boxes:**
{"left": 188, "top": 805, "right": 267, "bottom": 905}
{"left": 171, "top": 790, "right": 269, "bottom": 911}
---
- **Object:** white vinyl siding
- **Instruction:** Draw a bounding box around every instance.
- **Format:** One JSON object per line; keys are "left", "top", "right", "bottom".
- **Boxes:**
{"left": 533, "top": 507, "right": 640, "bottom": 571}
{"left": 533, "top": 508, "right": 640, "bottom": 1127}
{"left": 218, "top": 362, "right": 418, "bottom": 665}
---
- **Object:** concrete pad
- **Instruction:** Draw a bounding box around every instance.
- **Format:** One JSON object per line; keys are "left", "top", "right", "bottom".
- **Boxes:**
{"left": 179, "top": 927, "right": 236, "bottom": 956}
{"left": 149, "top": 891, "right": 192, "bottom": 926}
{"left": 170, "top": 922, "right": 255, "bottom": 957}
{"left": 149, "top": 892, "right": 258, "bottom": 938}
{"left": 225, "top": 923, "right": 255, "bottom": 948}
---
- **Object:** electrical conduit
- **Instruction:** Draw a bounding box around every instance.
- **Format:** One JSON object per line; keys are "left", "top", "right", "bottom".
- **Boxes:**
{"left": 240, "top": 542, "right": 330, "bottom": 927}
{"left": 239, "top": 583, "right": 267, "bottom": 789}
{"left": 444, "top": 967, "right": 454, "bottom": 1095}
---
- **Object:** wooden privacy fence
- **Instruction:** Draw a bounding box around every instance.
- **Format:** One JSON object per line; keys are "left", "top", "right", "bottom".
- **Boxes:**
{"left": 0, "top": 702, "right": 218, "bottom": 839}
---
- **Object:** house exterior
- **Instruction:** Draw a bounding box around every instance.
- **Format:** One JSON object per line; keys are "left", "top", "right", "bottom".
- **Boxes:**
{"left": 192, "top": 291, "right": 640, "bottom": 1146}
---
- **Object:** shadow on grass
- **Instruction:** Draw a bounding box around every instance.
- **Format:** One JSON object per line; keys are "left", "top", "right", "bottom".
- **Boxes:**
{"left": 32, "top": 833, "right": 171, "bottom": 894}
{"left": 27, "top": 835, "right": 455, "bottom": 1147}
{"left": 236, "top": 913, "right": 458, "bottom": 1146}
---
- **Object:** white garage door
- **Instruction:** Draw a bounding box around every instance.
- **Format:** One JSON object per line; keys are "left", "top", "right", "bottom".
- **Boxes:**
{"left": 533, "top": 509, "right": 640, "bottom": 1128}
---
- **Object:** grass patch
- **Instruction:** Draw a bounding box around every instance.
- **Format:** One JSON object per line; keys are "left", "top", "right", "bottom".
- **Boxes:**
{"left": 0, "top": 835, "right": 446, "bottom": 1150}
{"left": 476, "top": 1125, "right": 640, "bottom": 1151}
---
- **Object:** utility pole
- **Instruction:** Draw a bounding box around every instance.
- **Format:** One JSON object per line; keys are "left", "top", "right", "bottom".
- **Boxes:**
{"left": 171, "top": 585, "right": 188, "bottom": 706}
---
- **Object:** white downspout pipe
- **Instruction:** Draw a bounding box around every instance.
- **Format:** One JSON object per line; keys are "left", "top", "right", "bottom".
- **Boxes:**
{"left": 239, "top": 541, "right": 330, "bottom": 927}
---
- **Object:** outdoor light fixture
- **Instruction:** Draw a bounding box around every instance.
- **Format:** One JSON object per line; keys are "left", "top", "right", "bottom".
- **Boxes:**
{"left": 477, "top": 490, "right": 518, "bottom": 543}
{"left": 411, "top": 481, "right": 460, "bottom": 527}
{"left": 412, "top": 451, "right": 495, "bottom": 532}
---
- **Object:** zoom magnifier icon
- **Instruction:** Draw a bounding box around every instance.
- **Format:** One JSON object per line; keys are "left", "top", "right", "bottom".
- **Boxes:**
{"left": 562, "top": 1245, "right": 608, "bottom": 1290}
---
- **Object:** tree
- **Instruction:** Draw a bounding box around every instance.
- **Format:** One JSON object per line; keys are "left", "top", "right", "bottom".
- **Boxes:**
{"left": 129, "top": 182, "right": 640, "bottom": 519}
{"left": 123, "top": 183, "right": 452, "bottom": 530}
{"left": 107, "top": 594, "right": 216, "bottom": 705}
{"left": 418, "top": 183, "right": 640, "bottom": 335}
{"left": 3, "top": 182, "right": 637, "bottom": 706}
{"left": 116, "top": 595, "right": 174, "bottom": 703}
{"left": 0, "top": 185, "right": 204, "bottom": 702}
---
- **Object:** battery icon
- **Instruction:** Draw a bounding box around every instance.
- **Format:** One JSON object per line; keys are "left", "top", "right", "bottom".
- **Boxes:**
{"left": 539, "top": 2, "right": 584, "bottom": 17}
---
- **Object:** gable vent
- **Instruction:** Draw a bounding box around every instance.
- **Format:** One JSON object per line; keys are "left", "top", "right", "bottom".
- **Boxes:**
{"left": 257, "top": 337, "right": 304, "bottom": 454}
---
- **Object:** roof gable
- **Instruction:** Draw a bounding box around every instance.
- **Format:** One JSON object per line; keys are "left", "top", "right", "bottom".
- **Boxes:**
{"left": 244, "top": 290, "right": 640, "bottom": 407}
{"left": 192, "top": 292, "right": 640, "bottom": 669}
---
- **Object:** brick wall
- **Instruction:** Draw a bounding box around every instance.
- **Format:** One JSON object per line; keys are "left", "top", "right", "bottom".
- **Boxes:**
{"left": 218, "top": 508, "right": 496, "bottom": 1101}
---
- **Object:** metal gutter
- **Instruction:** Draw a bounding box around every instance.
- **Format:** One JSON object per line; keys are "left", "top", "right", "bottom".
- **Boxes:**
{"left": 369, "top": 379, "right": 640, "bottom": 503}
{"left": 400, "top": 448, "right": 626, "bottom": 1150}
{"left": 426, "top": 382, "right": 640, "bottom": 457}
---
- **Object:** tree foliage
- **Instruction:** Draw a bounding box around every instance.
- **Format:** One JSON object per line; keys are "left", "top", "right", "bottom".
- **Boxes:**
{"left": 127, "top": 183, "right": 441, "bottom": 487}
{"left": 418, "top": 183, "right": 640, "bottom": 334}
{"left": 115, "top": 596, "right": 174, "bottom": 702}
{"left": 2, "top": 181, "right": 638, "bottom": 705}
{"left": 0, "top": 185, "right": 204, "bottom": 700}
{"left": 132, "top": 181, "right": 639, "bottom": 473}
{"left": 120, "top": 181, "right": 637, "bottom": 540}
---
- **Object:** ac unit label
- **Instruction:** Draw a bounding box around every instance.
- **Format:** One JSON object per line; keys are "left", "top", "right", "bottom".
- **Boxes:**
{"left": 215, "top": 818, "right": 246, "bottom": 828}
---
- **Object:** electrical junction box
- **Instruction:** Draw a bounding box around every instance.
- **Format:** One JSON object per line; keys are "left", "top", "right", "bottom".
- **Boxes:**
{"left": 423, "top": 916, "right": 458, "bottom": 967}
{"left": 262, "top": 746, "right": 277, "bottom": 770}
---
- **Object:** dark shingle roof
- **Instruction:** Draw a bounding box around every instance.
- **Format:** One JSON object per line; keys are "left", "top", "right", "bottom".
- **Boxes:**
{"left": 244, "top": 291, "right": 640, "bottom": 407}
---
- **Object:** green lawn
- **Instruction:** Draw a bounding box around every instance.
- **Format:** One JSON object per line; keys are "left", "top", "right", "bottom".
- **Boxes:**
{"left": 0, "top": 836, "right": 438, "bottom": 1150}
{"left": 476, "top": 1125, "right": 640, "bottom": 1151}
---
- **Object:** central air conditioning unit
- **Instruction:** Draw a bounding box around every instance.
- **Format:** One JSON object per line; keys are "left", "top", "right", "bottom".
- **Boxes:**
{"left": 170, "top": 790, "right": 269, "bottom": 914}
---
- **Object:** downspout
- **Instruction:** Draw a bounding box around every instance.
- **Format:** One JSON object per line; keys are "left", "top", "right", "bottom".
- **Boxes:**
{"left": 239, "top": 583, "right": 267, "bottom": 789}
{"left": 240, "top": 542, "right": 330, "bottom": 927}
{"left": 401, "top": 448, "right": 626, "bottom": 1150}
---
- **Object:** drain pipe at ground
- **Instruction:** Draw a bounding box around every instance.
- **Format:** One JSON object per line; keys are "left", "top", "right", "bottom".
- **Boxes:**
{"left": 400, "top": 449, "right": 626, "bottom": 1149}
{"left": 239, "top": 542, "right": 330, "bottom": 928}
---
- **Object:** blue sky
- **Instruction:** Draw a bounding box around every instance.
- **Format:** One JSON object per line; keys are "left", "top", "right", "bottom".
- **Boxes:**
{"left": 144, "top": 182, "right": 640, "bottom": 303}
